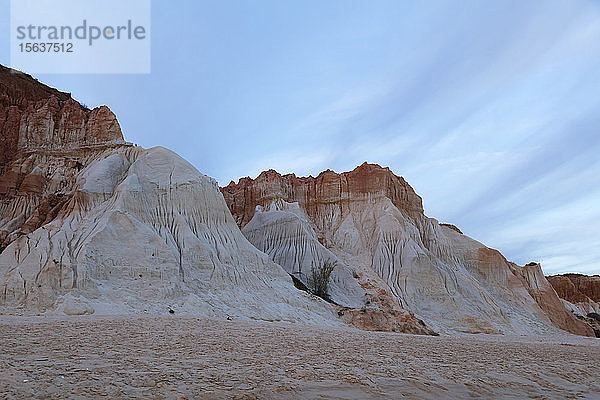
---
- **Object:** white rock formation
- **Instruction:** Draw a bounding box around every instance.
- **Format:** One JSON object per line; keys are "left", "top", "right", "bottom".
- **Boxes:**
{"left": 243, "top": 200, "right": 367, "bottom": 308}
{"left": 245, "top": 196, "right": 553, "bottom": 334}
{"left": 0, "top": 146, "right": 340, "bottom": 324}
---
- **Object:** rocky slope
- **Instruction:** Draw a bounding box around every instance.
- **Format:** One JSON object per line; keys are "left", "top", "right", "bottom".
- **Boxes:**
{"left": 222, "top": 165, "right": 594, "bottom": 336}
{"left": 0, "top": 66, "right": 339, "bottom": 324}
{"left": 547, "top": 274, "right": 600, "bottom": 311}
{"left": 548, "top": 274, "right": 600, "bottom": 336}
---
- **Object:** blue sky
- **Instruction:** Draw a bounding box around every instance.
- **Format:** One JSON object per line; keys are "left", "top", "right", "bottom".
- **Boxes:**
{"left": 1, "top": 0, "right": 599, "bottom": 274}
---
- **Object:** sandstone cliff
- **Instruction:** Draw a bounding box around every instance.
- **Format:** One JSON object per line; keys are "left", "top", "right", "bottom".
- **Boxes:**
{"left": 547, "top": 274, "right": 600, "bottom": 336}
{"left": 547, "top": 274, "right": 600, "bottom": 308}
{"left": 0, "top": 66, "right": 339, "bottom": 324}
{"left": 0, "top": 65, "right": 125, "bottom": 252}
{"left": 222, "top": 165, "right": 594, "bottom": 336}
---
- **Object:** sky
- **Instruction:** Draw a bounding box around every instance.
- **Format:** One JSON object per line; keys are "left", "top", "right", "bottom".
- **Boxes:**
{"left": 1, "top": 0, "right": 599, "bottom": 275}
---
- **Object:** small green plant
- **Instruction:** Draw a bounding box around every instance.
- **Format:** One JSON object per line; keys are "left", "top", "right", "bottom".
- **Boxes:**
{"left": 310, "top": 259, "right": 336, "bottom": 300}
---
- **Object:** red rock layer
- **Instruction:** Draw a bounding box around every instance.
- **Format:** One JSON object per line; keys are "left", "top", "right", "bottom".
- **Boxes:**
{"left": 0, "top": 64, "right": 125, "bottom": 250}
{"left": 547, "top": 274, "right": 600, "bottom": 304}
{"left": 221, "top": 162, "right": 424, "bottom": 228}
{"left": 0, "top": 69, "right": 123, "bottom": 166}
{"left": 1, "top": 65, "right": 70, "bottom": 167}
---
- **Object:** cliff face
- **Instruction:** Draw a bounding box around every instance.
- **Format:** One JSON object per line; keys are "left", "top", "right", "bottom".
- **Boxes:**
{"left": 223, "top": 164, "right": 436, "bottom": 333}
{"left": 548, "top": 274, "right": 600, "bottom": 314}
{"left": 547, "top": 274, "right": 600, "bottom": 304}
{"left": 223, "top": 163, "right": 424, "bottom": 229}
{"left": 222, "top": 166, "right": 594, "bottom": 336}
{"left": 547, "top": 274, "right": 600, "bottom": 337}
{"left": 0, "top": 66, "right": 341, "bottom": 325}
{"left": 0, "top": 65, "right": 125, "bottom": 251}
{"left": 0, "top": 65, "right": 123, "bottom": 163}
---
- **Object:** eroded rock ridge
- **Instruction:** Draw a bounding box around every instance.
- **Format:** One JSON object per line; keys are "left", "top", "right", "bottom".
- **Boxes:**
{"left": 222, "top": 165, "right": 593, "bottom": 336}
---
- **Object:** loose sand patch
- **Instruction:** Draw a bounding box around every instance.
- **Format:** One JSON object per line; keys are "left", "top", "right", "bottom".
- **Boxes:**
{"left": 0, "top": 316, "right": 598, "bottom": 399}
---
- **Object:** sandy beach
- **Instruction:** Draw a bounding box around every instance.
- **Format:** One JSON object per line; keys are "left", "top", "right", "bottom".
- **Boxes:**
{"left": 0, "top": 316, "right": 598, "bottom": 399}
